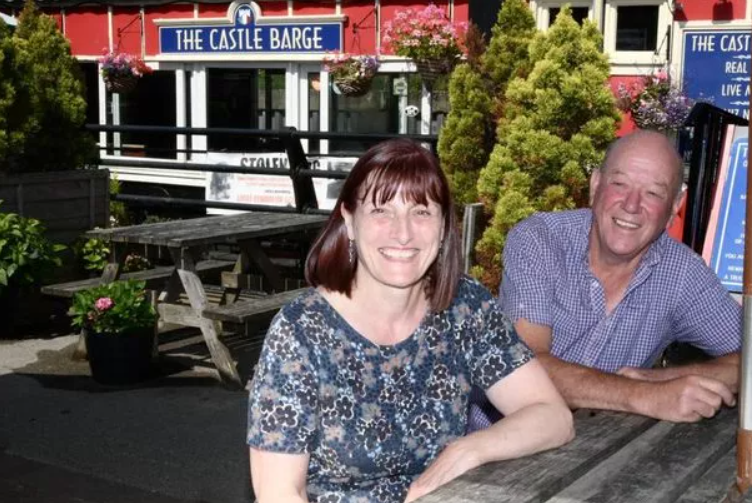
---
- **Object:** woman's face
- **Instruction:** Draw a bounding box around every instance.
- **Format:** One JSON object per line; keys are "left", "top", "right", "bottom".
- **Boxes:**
{"left": 343, "top": 188, "right": 444, "bottom": 295}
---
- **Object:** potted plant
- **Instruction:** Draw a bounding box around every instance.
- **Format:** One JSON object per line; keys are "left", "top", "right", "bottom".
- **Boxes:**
{"left": 98, "top": 51, "right": 154, "bottom": 94}
{"left": 324, "top": 53, "right": 380, "bottom": 97}
{"left": 616, "top": 70, "right": 694, "bottom": 132}
{"left": 70, "top": 279, "right": 157, "bottom": 385}
{"left": 382, "top": 4, "right": 467, "bottom": 88}
{"left": 0, "top": 204, "right": 65, "bottom": 335}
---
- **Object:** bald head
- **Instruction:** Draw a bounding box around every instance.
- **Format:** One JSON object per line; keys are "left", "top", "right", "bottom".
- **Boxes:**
{"left": 601, "top": 130, "right": 684, "bottom": 199}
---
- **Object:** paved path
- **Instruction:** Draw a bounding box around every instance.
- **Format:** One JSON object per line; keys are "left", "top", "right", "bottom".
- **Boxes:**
{"left": 0, "top": 332, "right": 256, "bottom": 503}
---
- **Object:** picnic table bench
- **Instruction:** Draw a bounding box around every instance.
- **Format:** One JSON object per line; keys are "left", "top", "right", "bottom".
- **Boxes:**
{"left": 44, "top": 211, "right": 327, "bottom": 387}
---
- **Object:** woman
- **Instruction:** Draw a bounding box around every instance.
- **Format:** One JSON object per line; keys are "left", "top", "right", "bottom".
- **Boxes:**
{"left": 248, "top": 139, "right": 573, "bottom": 502}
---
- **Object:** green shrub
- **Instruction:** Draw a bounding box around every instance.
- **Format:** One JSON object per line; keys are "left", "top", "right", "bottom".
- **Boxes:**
{"left": 70, "top": 279, "right": 156, "bottom": 335}
{"left": 0, "top": 203, "right": 65, "bottom": 291}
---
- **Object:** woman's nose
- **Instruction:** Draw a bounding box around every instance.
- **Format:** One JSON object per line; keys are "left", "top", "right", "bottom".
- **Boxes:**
{"left": 389, "top": 214, "right": 413, "bottom": 243}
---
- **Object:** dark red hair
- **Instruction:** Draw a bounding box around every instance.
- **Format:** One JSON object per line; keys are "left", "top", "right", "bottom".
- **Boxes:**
{"left": 305, "top": 139, "right": 461, "bottom": 311}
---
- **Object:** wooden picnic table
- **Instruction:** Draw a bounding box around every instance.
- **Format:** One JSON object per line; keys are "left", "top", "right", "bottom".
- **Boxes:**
{"left": 87, "top": 211, "right": 327, "bottom": 387}
{"left": 420, "top": 407, "right": 752, "bottom": 503}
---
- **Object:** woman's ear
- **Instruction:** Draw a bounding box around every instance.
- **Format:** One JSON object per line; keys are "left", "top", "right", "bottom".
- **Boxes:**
{"left": 341, "top": 205, "right": 355, "bottom": 240}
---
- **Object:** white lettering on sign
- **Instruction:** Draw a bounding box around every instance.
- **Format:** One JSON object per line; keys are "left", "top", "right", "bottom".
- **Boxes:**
{"left": 721, "top": 84, "right": 743, "bottom": 96}
{"left": 176, "top": 29, "right": 204, "bottom": 51}
{"left": 269, "top": 26, "right": 324, "bottom": 50}
{"left": 720, "top": 34, "right": 751, "bottom": 52}
{"left": 691, "top": 34, "right": 716, "bottom": 52}
{"left": 208, "top": 28, "right": 264, "bottom": 51}
{"left": 725, "top": 61, "right": 748, "bottom": 74}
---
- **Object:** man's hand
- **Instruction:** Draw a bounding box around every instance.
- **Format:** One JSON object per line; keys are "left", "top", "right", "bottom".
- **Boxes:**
{"left": 404, "top": 439, "right": 481, "bottom": 502}
{"left": 635, "top": 375, "right": 736, "bottom": 423}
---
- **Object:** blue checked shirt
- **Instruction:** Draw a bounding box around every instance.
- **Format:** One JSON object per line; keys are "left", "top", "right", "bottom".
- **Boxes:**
{"left": 468, "top": 209, "right": 741, "bottom": 431}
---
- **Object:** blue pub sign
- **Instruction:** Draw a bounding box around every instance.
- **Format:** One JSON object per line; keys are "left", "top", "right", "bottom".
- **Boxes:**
{"left": 682, "top": 30, "right": 750, "bottom": 120}
{"left": 159, "top": 1, "right": 343, "bottom": 54}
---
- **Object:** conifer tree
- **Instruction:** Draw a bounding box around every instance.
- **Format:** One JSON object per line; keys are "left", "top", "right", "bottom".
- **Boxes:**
{"left": 473, "top": 7, "right": 620, "bottom": 290}
{"left": 2, "top": 0, "right": 94, "bottom": 173}
{"left": 0, "top": 22, "right": 16, "bottom": 164}
{"left": 438, "top": 0, "right": 535, "bottom": 210}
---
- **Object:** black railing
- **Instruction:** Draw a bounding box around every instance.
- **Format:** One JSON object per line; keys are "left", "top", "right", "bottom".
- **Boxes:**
{"left": 86, "top": 124, "right": 438, "bottom": 215}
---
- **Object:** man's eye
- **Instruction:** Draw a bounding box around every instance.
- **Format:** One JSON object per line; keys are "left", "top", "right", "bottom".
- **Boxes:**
{"left": 647, "top": 191, "right": 665, "bottom": 200}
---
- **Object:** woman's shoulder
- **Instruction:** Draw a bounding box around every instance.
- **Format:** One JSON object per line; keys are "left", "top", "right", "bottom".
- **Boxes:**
{"left": 452, "top": 275, "right": 497, "bottom": 310}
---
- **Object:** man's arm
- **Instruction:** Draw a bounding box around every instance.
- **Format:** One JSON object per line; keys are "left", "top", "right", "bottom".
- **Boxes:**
{"left": 618, "top": 352, "right": 740, "bottom": 392}
{"left": 517, "top": 318, "right": 736, "bottom": 423}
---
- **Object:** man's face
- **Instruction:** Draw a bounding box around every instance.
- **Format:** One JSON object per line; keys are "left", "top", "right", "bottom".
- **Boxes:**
{"left": 590, "top": 143, "right": 682, "bottom": 266}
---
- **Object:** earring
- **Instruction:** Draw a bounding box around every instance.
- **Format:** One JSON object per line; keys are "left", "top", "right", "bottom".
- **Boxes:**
{"left": 348, "top": 239, "right": 356, "bottom": 265}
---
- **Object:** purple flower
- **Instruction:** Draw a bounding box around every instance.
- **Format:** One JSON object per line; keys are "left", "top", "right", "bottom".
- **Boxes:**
{"left": 95, "top": 297, "right": 114, "bottom": 311}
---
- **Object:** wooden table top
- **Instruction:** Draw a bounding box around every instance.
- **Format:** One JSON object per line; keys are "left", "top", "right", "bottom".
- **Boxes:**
{"left": 87, "top": 211, "right": 328, "bottom": 248}
{"left": 421, "top": 407, "right": 752, "bottom": 503}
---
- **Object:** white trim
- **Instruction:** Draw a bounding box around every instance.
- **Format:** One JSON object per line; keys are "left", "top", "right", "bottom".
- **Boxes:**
{"left": 376, "top": 0, "right": 381, "bottom": 54}
{"left": 153, "top": 1, "right": 346, "bottom": 27}
{"left": 108, "top": 6, "right": 113, "bottom": 51}
{"left": 98, "top": 65, "right": 107, "bottom": 150}
{"left": 319, "top": 70, "right": 330, "bottom": 155}
{"left": 190, "top": 66, "right": 207, "bottom": 155}
{"left": 194, "top": 3, "right": 199, "bottom": 19}
{"left": 60, "top": 9, "right": 65, "bottom": 34}
{"left": 175, "top": 68, "right": 187, "bottom": 161}
{"left": 336, "top": 0, "right": 342, "bottom": 16}
{"left": 286, "top": 63, "right": 300, "bottom": 129}
{"left": 287, "top": 1, "right": 293, "bottom": 16}
{"left": 151, "top": 53, "right": 336, "bottom": 63}
{"left": 140, "top": 7, "right": 146, "bottom": 57}
{"left": 531, "top": 0, "right": 596, "bottom": 30}
{"left": 603, "top": 0, "right": 671, "bottom": 66}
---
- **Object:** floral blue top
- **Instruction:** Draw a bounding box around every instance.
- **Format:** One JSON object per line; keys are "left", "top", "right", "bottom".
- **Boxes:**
{"left": 247, "top": 276, "right": 533, "bottom": 502}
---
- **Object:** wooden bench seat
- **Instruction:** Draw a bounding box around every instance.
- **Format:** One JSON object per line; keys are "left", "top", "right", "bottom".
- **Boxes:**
{"left": 202, "top": 288, "right": 306, "bottom": 323}
{"left": 41, "top": 259, "right": 235, "bottom": 299}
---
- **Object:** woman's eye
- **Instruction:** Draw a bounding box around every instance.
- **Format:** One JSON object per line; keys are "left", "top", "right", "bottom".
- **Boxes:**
{"left": 370, "top": 207, "right": 386, "bottom": 215}
{"left": 415, "top": 208, "right": 431, "bottom": 216}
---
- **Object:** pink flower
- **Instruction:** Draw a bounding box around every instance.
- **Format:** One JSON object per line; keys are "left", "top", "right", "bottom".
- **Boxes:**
{"left": 95, "top": 297, "right": 114, "bottom": 311}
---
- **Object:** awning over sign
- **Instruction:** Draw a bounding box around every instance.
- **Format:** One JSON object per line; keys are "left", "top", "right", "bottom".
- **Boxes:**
{"left": 0, "top": 12, "right": 17, "bottom": 27}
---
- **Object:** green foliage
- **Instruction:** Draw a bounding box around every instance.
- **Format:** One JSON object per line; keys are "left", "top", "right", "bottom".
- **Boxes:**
{"left": 438, "top": 64, "right": 492, "bottom": 208}
{"left": 0, "top": 0, "right": 96, "bottom": 173}
{"left": 474, "top": 6, "right": 619, "bottom": 290}
{"left": 438, "top": 0, "right": 535, "bottom": 212}
{"left": 70, "top": 279, "right": 157, "bottom": 334}
{"left": 482, "top": 0, "right": 535, "bottom": 99}
{"left": 75, "top": 237, "right": 110, "bottom": 273}
{"left": 0, "top": 202, "right": 65, "bottom": 291}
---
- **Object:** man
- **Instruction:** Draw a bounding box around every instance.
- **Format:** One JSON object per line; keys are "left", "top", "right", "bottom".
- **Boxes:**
{"left": 471, "top": 130, "right": 741, "bottom": 427}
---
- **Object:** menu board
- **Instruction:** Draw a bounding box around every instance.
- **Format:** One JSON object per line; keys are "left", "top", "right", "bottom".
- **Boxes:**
{"left": 705, "top": 128, "right": 749, "bottom": 293}
{"left": 682, "top": 30, "right": 750, "bottom": 120}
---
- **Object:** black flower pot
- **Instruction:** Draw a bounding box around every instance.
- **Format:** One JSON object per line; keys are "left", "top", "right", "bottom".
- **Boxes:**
{"left": 84, "top": 327, "right": 155, "bottom": 385}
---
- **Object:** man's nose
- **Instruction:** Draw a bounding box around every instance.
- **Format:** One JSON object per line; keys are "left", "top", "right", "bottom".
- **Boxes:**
{"left": 622, "top": 190, "right": 641, "bottom": 213}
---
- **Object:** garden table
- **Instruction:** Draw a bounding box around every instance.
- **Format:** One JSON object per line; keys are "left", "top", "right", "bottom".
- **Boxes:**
{"left": 87, "top": 211, "right": 327, "bottom": 387}
{"left": 420, "top": 407, "right": 752, "bottom": 503}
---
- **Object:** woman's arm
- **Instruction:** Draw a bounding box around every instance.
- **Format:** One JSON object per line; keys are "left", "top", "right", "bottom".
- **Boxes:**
{"left": 405, "top": 359, "right": 574, "bottom": 501}
{"left": 250, "top": 448, "right": 310, "bottom": 503}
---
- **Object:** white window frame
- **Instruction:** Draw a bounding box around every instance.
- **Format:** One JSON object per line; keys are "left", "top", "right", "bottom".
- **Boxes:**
{"left": 530, "top": 0, "right": 596, "bottom": 31}
{"left": 604, "top": 0, "right": 671, "bottom": 73}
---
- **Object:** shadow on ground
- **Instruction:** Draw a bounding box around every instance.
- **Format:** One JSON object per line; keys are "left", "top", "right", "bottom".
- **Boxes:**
{"left": 0, "top": 323, "right": 269, "bottom": 503}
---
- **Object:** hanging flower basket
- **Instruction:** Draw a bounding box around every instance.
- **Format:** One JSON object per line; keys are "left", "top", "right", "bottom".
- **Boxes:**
{"left": 325, "top": 53, "right": 379, "bottom": 98}
{"left": 98, "top": 51, "right": 153, "bottom": 95}
{"left": 332, "top": 76, "right": 373, "bottom": 97}
{"left": 104, "top": 74, "right": 139, "bottom": 94}
{"left": 415, "top": 57, "right": 457, "bottom": 89}
{"left": 382, "top": 4, "right": 467, "bottom": 91}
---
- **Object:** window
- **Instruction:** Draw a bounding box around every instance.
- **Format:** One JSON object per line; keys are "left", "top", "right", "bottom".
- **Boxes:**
{"left": 329, "top": 73, "right": 422, "bottom": 153}
{"left": 603, "top": 0, "right": 670, "bottom": 70}
{"left": 616, "top": 5, "right": 659, "bottom": 50}
{"left": 115, "top": 71, "right": 177, "bottom": 159}
{"left": 207, "top": 68, "right": 286, "bottom": 153}
{"left": 549, "top": 6, "right": 590, "bottom": 25}
{"left": 532, "top": 1, "right": 594, "bottom": 31}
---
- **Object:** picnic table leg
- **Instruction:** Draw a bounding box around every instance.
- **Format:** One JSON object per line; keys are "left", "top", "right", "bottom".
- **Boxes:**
{"left": 177, "top": 268, "right": 242, "bottom": 388}
{"left": 239, "top": 238, "right": 285, "bottom": 293}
